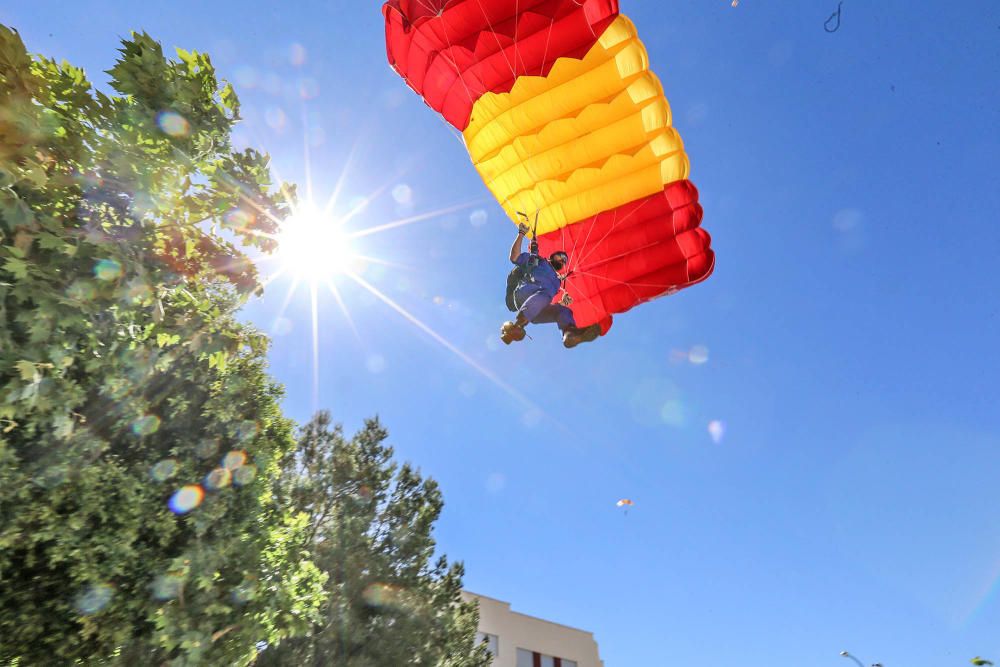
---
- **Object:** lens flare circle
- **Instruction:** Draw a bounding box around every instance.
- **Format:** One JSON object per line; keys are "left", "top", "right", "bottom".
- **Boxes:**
{"left": 233, "top": 465, "right": 257, "bottom": 486}
{"left": 151, "top": 574, "right": 184, "bottom": 600}
{"left": 222, "top": 450, "right": 247, "bottom": 470}
{"left": 156, "top": 111, "right": 190, "bottom": 138}
{"left": 169, "top": 485, "right": 205, "bottom": 514}
{"left": 204, "top": 467, "right": 232, "bottom": 491}
{"left": 150, "top": 459, "right": 178, "bottom": 482}
{"left": 75, "top": 583, "right": 115, "bottom": 614}
{"left": 94, "top": 259, "right": 122, "bottom": 281}
{"left": 132, "top": 415, "right": 161, "bottom": 436}
{"left": 688, "top": 344, "right": 709, "bottom": 365}
{"left": 708, "top": 420, "right": 726, "bottom": 444}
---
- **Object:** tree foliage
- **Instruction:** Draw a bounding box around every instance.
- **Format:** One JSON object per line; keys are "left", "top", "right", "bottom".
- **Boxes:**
{"left": 259, "top": 412, "right": 491, "bottom": 667}
{"left": 0, "top": 25, "right": 324, "bottom": 664}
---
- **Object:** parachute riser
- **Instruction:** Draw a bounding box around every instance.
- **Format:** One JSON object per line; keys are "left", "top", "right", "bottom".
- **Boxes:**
{"left": 517, "top": 210, "right": 541, "bottom": 271}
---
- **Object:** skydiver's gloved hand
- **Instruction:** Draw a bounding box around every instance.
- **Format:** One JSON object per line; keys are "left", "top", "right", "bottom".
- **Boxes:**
{"left": 517, "top": 223, "right": 531, "bottom": 236}
{"left": 559, "top": 292, "right": 573, "bottom": 307}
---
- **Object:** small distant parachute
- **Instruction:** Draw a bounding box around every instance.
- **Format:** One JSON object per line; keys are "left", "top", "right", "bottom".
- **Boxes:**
{"left": 382, "top": 0, "right": 714, "bottom": 335}
{"left": 616, "top": 498, "right": 634, "bottom": 514}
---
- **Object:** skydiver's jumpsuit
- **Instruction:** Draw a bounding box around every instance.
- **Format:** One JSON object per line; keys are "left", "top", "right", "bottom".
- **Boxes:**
{"left": 512, "top": 252, "right": 576, "bottom": 331}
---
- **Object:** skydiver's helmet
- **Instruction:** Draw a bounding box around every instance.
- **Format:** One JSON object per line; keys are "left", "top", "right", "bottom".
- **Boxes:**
{"left": 549, "top": 251, "right": 569, "bottom": 272}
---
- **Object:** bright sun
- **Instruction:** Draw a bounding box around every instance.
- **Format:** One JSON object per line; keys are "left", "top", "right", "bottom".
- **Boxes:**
{"left": 276, "top": 204, "right": 356, "bottom": 280}
{"left": 261, "top": 183, "right": 524, "bottom": 407}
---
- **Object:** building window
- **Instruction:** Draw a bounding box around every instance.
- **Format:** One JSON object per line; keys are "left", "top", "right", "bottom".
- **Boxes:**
{"left": 516, "top": 648, "right": 577, "bottom": 667}
{"left": 476, "top": 632, "right": 499, "bottom": 659}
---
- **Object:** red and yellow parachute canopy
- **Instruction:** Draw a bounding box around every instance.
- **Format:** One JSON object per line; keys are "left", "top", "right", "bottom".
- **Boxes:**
{"left": 383, "top": 0, "right": 714, "bottom": 333}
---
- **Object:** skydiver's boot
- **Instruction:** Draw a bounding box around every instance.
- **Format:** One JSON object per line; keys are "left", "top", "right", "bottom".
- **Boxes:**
{"left": 500, "top": 315, "right": 528, "bottom": 345}
{"left": 562, "top": 323, "right": 601, "bottom": 349}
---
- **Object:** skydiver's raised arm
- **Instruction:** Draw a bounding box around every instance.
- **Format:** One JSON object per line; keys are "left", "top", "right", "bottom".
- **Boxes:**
{"left": 509, "top": 224, "right": 529, "bottom": 263}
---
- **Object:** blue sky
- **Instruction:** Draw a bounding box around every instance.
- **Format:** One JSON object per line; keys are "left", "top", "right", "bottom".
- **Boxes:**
{"left": 5, "top": 1, "right": 1000, "bottom": 664}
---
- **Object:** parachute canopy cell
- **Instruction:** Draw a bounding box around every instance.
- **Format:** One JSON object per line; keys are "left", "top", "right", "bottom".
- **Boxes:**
{"left": 383, "top": 0, "right": 714, "bottom": 332}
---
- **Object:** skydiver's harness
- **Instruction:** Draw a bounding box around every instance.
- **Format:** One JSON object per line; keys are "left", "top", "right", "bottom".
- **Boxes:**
{"left": 505, "top": 212, "right": 571, "bottom": 313}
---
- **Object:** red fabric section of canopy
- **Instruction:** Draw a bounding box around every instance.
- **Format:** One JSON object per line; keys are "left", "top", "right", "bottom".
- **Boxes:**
{"left": 536, "top": 180, "right": 714, "bottom": 333}
{"left": 383, "top": 0, "right": 619, "bottom": 130}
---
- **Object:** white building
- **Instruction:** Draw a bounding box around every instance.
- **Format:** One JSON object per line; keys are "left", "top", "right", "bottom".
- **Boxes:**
{"left": 463, "top": 592, "right": 604, "bottom": 667}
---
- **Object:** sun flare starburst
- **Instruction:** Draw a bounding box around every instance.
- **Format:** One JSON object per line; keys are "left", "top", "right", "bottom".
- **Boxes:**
{"left": 248, "top": 119, "right": 530, "bottom": 414}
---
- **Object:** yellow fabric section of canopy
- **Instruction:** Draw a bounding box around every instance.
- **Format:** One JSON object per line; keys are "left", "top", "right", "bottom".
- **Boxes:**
{"left": 462, "top": 15, "right": 690, "bottom": 236}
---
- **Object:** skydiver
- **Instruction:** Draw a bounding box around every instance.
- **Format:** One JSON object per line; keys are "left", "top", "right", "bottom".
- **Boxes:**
{"left": 500, "top": 223, "right": 602, "bottom": 348}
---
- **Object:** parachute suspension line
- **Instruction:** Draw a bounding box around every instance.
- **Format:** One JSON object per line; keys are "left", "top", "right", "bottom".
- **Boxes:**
{"left": 575, "top": 195, "right": 656, "bottom": 270}
{"left": 473, "top": 0, "right": 519, "bottom": 82}
{"left": 467, "top": 0, "right": 552, "bottom": 222}
{"left": 573, "top": 0, "right": 600, "bottom": 38}
{"left": 556, "top": 222, "right": 573, "bottom": 290}
{"left": 539, "top": 15, "right": 555, "bottom": 77}
{"left": 536, "top": 14, "right": 560, "bottom": 243}
{"left": 555, "top": 209, "right": 587, "bottom": 292}
{"left": 470, "top": 0, "right": 565, "bottom": 172}
{"left": 437, "top": 11, "right": 478, "bottom": 120}
{"left": 570, "top": 268, "right": 643, "bottom": 305}
{"left": 572, "top": 210, "right": 616, "bottom": 272}
{"left": 570, "top": 265, "right": 684, "bottom": 291}
{"left": 426, "top": 6, "right": 485, "bottom": 146}
{"left": 470, "top": 0, "right": 548, "bottom": 165}
{"left": 567, "top": 203, "right": 605, "bottom": 276}
{"left": 414, "top": 0, "right": 442, "bottom": 16}
{"left": 513, "top": 0, "right": 522, "bottom": 72}
{"left": 564, "top": 197, "right": 659, "bottom": 302}
{"left": 567, "top": 267, "right": 678, "bottom": 304}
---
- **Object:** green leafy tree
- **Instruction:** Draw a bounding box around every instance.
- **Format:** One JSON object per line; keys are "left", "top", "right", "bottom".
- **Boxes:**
{"left": 259, "top": 412, "right": 491, "bottom": 667}
{"left": 0, "top": 25, "right": 324, "bottom": 664}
